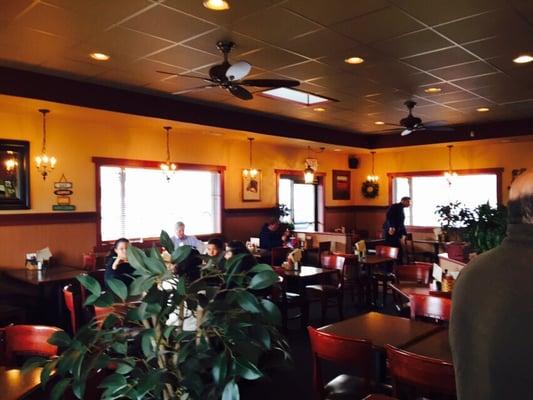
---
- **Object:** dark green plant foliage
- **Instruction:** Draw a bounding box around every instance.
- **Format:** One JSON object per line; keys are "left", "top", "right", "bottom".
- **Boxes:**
{"left": 435, "top": 202, "right": 507, "bottom": 253}
{"left": 23, "top": 231, "right": 290, "bottom": 400}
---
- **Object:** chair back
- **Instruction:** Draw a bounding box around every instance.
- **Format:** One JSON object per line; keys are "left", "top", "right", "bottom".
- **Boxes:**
{"left": 394, "top": 262, "right": 432, "bottom": 285}
{"left": 63, "top": 284, "right": 83, "bottom": 335}
{"left": 409, "top": 294, "right": 452, "bottom": 322}
{"left": 375, "top": 245, "right": 399, "bottom": 260}
{"left": 386, "top": 344, "right": 456, "bottom": 398}
{"left": 2, "top": 325, "right": 62, "bottom": 367}
{"left": 270, "top": 247, "right": 292, "bottom": 267}
{"left": 320, "top": 255, "right": 346, "bottom": 287}
{"left": 308, "top": 326, "right": 373, "bottom": 398}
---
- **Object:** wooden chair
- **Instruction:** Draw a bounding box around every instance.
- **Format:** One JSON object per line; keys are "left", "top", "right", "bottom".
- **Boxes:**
{"left": 333, "top": 252, "right": 370, "bottom": 306}
{"left": 269, "top": 280, "right": 309, "bottom": 332}
{"left": 385, "top": 344, "right": 456, "bottom": 400}
{"left": 270, "top": 247, "right": 292, "bottom": 267}
{"left": 306, "top": 255, "right": 346, "bottom": 322}
{"left": 409, "top": 294, "right": 452, "bottom": 323}
{"left": 63, "top": 284, "right": 83, "bottom": 335}
{"left": 318, "top": 241, "right": 331, "bottom": 266}
{"left": 404, "top": 234, "right": 436, "bottom": 264}
{"left": 308, "top": 326, "right": 374, "bottom": 400}
{"left": 371, "top": 245, "right": 399, "bottom": 306}
{"left": 393, "top": 262, "right": 432, "bottom": 285}
{"left": 1, "top": 325, "right": 62, "bottom": 367}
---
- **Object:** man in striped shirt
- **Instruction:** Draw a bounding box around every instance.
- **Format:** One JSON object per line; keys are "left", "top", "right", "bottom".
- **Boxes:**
{"left": 171, "top": 221, "right": 205, "bottom": 252}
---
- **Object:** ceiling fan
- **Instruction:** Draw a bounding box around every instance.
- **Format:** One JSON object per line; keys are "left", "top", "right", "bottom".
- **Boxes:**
{"left": 380, "top": 100, "right": 454, "bottom": 136}
{"left": 157, "top": 40, "right": 300, "bottom": 100}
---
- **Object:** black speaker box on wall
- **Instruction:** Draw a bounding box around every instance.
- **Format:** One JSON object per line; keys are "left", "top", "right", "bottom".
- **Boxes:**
{"left": 348, "top": 156, "right": 359, "bottom": 169}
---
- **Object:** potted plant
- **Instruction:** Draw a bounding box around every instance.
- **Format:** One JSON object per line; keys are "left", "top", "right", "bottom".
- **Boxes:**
{"left": 435, "top": 202, "right": 472, "bottom": 261}
{"left": 463, "top": 202, "right": 507, "bottom": 253}
{"left": 23, "top": 231, "right": 290, "bottom": 400}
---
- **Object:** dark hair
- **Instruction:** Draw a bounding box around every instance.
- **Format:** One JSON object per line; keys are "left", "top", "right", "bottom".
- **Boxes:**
{"left": 401, "top": 196, "right": 411, "bottom": 202}
{"left": 226, "top": 240, "right": 248, "bottom": 255}
{"left": 107, "top": 238, "right": 129, "bottom": 257}
{"left": 207, "top": 238, "right": 224, "bottom": 251}
{"left": 508, "top": 194, "right": 533, "bottom": 224}
{"left": 267, "top": 217, "right": 280, "bottom": 226}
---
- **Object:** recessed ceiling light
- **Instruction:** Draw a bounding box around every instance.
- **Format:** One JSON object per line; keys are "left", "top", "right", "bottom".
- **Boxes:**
{"left": 424, "top": 87, "right": 442, "bottom": 94}
{"left": 333, "top": 148, "right": 341, "bottom": 152}
{"left": 313, "top": 107, "right": 326, "bottom": 112}
{"left": 344, "top": 56, "right": 364, "bottom": 65}
{"left": 90, "top": 52, "right": 110, "bottom": 61}
{"left": 476, "top": 107, "right": 490, "bottom": 112}
{"left": 374, "top": 121, "right": 385, "bottom": 125}
{"left": 203, "top": 0, "right": 230, "bottom": 10}
{"left": 513, "top": 54, "right": 533, "bottom": 64}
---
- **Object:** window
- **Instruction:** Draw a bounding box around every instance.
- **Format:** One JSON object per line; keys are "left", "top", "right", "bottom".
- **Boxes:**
{"left": 391, "top": 170, "right": 501, "bottom": 227}
{"left": 278, "top": 175, "right": 321, "bottom": 231}
{"left": 97, "top": 161, "right": 222, "bottom": 243}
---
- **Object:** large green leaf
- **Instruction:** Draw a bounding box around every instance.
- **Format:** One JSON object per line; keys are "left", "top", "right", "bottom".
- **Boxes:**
{"left": 94, "top": 291, "right": 115, "bottom": 307}
{"left": 141, "top": 329, "right": 156, "bottom": 359}
{"left": 235, "top": 358, "right": 263, "bottom": 380}
{"left": 260, "top": 299, "right": 281, "bottom": 326}
{"left": 222, "top": 380, "right": 239, "bottom": 400}
{"left": 21, "top": 356, "right": 47, "bottom": 373}
{"left": 126, "top": 302, "right": 147, "bottom": 321}
{"left": 176, "top": 277, "right": 186, "bottom": 296}
{"left": 235, "top": 291, "right": 261, "bottom": 313}
{"left": 129, "top": 276, "right": 155, "bottom": 296}
{"left": 127, "top": 245, "right": 148, "bottom": 273}
{"left": 106, "top": 278, "right": 128, "bottom": 302}
{"left": 40, "top": 358, "right": 58, "bottom": 387}
{"left": 160, "top": 230, "right": 175, "bottom": 253}
{"left": 48, "top": 331, "right": 72, "bottom": 348}
{"left": 98, "top": 373, "right": 128, "bottom": 392}
{"left": 76, "top": 275, "right": 101, "bottom": 296}
{"left": 248, "top": 263, "right": 273, "bottom": 274}
{"left": 212, "top": 352, "right": 227, "bottom": 385}
{"left": 249, "top": 271, "right": 278, "bottom": 290}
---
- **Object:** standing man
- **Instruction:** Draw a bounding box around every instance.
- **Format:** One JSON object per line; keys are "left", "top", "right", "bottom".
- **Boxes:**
{"left": 259, "top": 217, "right": 285, "bottom": 250}
{"left": 171, "top": 221, "right": 205, "bottom": 252}
{"left": 382, "top": 196, "right": 411, "bottom": 258}
{"left": 450, "top": 172, "right": 533, "bottom": 400}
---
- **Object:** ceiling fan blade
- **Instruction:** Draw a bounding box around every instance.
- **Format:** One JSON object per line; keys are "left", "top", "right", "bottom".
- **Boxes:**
{"left": 172, "top": 84, "right": 217, "bottom": 95}
{"left": 423, "top": 120, "right": 449, "bottom": 127}
{"left": 228, "top": 85, "right": 253, "bottom": 100}
{"left": 240, "top": 79, "right": 300, "bottom": 88}
{"left": 426, "top": 126, "right": 455, "bottom": 132}
{"left": 401, "top": 129, "right": 413, "bottom": 136}
{"left": 156, "top": 71, "right": 211, "bottom": 81}
{"left": 382, "top": 122, "right": 404, "bottom": 127}
{"left": 226, "top": 61, "right": 252, "bottom": 81}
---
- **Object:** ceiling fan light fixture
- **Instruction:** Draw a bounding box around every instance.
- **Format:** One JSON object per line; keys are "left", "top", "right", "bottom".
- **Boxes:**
{"left": 374, "top": 121, "right": 385, "bottom": 125}
{"left": 476, "top": 107, "right": 490, "bottom": 112}
{"left": 513, "top": 54, "right": 533, "bottom": 64}
{"left": 203, "top": 0, "right": 229, "bottom": 10}
{"left": 424, "top": 87, "right": 442, "bottom": 94}
{"left": 90, "top": 52, "right": 110, "bottom": 61}
{"left": 344, "top": 56, "right": 364, "bottom": 64}
{"left": 313, "top": 107, "right": 326, "bottom": 112}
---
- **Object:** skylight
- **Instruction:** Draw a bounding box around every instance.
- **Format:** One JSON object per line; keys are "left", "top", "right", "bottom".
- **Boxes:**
{"left": 261, "top": 87, "right": 331, "bottom": 105}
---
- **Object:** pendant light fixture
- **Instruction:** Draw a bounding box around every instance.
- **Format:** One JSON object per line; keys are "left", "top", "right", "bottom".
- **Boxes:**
{"left": 160, "top": 126, "right": 176, "bottom": 181}
{"left": 35, "top": 109, "right": 57, "bottom": 180}
{"left": 366, "top": 151, "right": 379, "bottom": 182}
{"left": 444, "top": 144, "right": 458, "bottom": 185}
{"left": 242, "top": 137, "right": 258, "bottom": 178}
{"left": 304, "top": 146, "right": 315, "bottom": 184}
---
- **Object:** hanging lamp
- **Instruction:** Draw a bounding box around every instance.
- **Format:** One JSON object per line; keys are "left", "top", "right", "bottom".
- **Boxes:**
{"left": 242, "top": 137, "right": 258, "bottom": 178}
{"left": 304, "top": 146, "right": 315, "bottom": 184}
{"left": 366, "top": 151, "right": 379, "bottom": 182}
{"left": 160, "top": 126, "right": 177, "bottom": 181}
{"left": 35, "top": 109, "right": 57, "bottom": 180}
{"left": 443, "top": 144, "right": 458, "bottom": 185}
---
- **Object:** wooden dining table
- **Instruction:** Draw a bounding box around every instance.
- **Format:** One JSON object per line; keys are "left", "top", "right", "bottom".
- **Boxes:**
{"left": 2, "top": 265, "right": 84, "bottom": 286}
{"left": 0, "top": 367, "right": 51, "bottom": 400}
{"left": 403, "top": 328, "right": 453, "bottom": 363}
{"left": 389, "top": 281, "right": 452, "bottom": 299}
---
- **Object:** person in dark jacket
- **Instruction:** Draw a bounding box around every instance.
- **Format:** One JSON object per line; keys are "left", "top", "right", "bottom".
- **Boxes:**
{"left": 450, "top": 171, "right": 533, "bottom": 400}
{"left": 259, "top": 218, "right": 286, "bottom": 250}
{"left": 382, "top": 197, "right": 411, "bottom": 259}
{"left": 104, "top": 238, "right": 135, "bottom": 288}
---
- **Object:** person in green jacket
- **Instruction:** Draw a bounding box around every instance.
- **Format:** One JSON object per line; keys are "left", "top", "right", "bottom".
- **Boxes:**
{"left": 450, "top": 171, "right": 533, "bottom": 399}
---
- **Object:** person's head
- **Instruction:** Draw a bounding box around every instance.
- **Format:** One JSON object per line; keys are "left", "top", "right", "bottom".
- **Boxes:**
{"left": 175, "top": 221, "right": 185, "bottom": 239}
{"left": 225, "top": 240, "right": 248, "bottom": 260}
{"left": 508, "top": 171, "right": 533, "bottom": 224}
{"left": 111, "top": 238, "right": 129, "bottom": 258}
{"left": 206, "top": 238, "right": 224, "bottom": 257}
{"left": 267, "top": 217, "right": 280, "bottom": 232}
{"left": 400, "top": 196, "right": 412, "bottom": 208}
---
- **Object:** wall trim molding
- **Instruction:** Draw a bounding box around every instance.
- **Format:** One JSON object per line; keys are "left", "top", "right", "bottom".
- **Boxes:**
{"left": 224, "top": 207, "right": 274, "bottom": 215}
{"left": 0, "top": 212, "right": 98, "bottom": 226}
{"left": 325, "top": 205, "right": 388, "bottom": 211}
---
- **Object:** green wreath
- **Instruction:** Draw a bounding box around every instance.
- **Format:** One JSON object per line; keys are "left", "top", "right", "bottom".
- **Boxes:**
{"left": 361, "top": 180, "right": 379, "bottom": 198}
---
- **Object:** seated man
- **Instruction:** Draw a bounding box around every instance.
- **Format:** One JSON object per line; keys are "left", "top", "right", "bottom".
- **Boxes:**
{"left": 171, "top": 221, "right": 205, "bottom": 251}
{"left": 259, "top": 218, "right": 286, "bottom": 250}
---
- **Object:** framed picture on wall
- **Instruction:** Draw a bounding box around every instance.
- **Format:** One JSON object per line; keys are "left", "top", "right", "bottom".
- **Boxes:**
{"left": 242, "top": 170, "right": 261, "bottom": 201}
{"left": 0, "top": 139, "right": 30, "bottom": 210}
{"left": 332, "top": 170, "right": 351, "bottom": 200}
